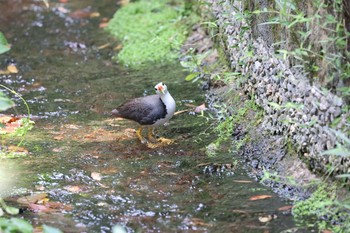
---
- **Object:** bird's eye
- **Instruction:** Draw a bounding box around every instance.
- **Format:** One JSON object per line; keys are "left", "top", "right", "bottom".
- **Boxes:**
{"left": 155, "top": 87, "right": 157, "bottom": 91}
{"left": 162, "top": 82, "right": 165, "bottom": 86}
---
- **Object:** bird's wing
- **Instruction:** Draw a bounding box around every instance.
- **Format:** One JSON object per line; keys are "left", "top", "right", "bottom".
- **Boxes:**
{"left": 116, "top": 95, "right": 164, "bottom": 124}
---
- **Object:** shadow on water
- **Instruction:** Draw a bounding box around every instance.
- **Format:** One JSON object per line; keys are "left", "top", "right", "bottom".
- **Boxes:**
{"left": 0, "top": 0, "right": 306, "bottom": 232}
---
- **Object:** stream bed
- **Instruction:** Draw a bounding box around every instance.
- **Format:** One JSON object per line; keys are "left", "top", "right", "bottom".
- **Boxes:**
{"left": 0, "top": 0, "right": 310, "bottom": 232}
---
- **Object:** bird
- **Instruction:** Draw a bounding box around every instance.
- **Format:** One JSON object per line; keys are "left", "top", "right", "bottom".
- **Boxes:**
{"left": 111, "top": 82, "right": 176, "bottom": 145}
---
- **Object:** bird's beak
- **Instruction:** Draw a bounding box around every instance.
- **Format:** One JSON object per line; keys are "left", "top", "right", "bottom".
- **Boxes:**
{"left": 157, "top": 85, "right": 164, "bottom": 94}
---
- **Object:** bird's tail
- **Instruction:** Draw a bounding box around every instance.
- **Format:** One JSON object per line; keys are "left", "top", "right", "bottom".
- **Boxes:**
{"left": 111, "top": 109, "right": 121, "bottom": 117}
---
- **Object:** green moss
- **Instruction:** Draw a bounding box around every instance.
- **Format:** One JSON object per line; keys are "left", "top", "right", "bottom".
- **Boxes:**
{"left": 106, "top": 0, "right": 194, "bottom": 67}
{"left": 293, "top": 184, "right": 350, "bottom": 232}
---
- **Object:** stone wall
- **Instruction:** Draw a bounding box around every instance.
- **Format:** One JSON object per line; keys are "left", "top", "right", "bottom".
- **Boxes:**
{"left": 206, "top": 0, "right": 350, "bottom": 176}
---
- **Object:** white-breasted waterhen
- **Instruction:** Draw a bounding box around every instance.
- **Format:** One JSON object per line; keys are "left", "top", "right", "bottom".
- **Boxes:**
{"left": 112, "top": 82, "right": 176, "bottom": 145}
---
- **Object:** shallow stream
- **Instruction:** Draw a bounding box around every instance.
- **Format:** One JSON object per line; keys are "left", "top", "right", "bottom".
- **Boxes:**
{"left": 0, "top": 0, "right": 308, "bottom": 232}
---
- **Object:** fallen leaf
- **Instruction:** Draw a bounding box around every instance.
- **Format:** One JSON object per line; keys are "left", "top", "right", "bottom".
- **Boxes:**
{"left": 184, "top": 103, "right": 196, "bottom": 108}
{"left": 54, "top": 135, "right": 64, "bottom": 140}
{"left": 64, "top": 185, "right": 82, "bottom": 193}
{"left": 113, "top": 44, "right": 123, "bottom": 50}
{"left": 28, "top": 201, "right": 72, "bottom": 213}
{"left": 99, "top": 20, "right": 109, "bottom": 29}
{"left": 90, "top": 12, "right": 100, "bottom": 18}
{"left": 91, "top": 172, "right": 102, "bottom": 181}
{"left": 174, "top": 109, "right": 189, "bottom": 115}
{"left": 232, "top": 180, "right": 252, "bottom": 183}
{"left": 278, "top": 205, "right": 293, "bottom": 211}
{"left": 196, "top": 162, "right": 212, "bottom": 167}
{"left": 187, "top": 218, "right": 213, "bottom": 227}
{"left": 7, "top": 64, "right": 18, "bottom": 74}
{"left": 249, "top": 195, "right": 272, "bottom": 201}
{"left": 52, "top": 147, "right": 63, "bottom": 152}
{"left": 194, "top": 103, "right": 207, "bottom": 113}
{"left": 162, "top": 172, "right": 178, "bottom": 176}
{"left": 258, "top": 214, "right": 277, "bottom": 223}
{"left": 97, "top": 43, "right": 110, "bottom": 50}
{"left": 232, "top": 209, "right": 250, "bottom": 214}
{"left": 70, "top": 9, "right": 91, "bottom": 19}
{"left": 57, "top": 6, "right": 69, "bottom": 13}
{"left": 29, "top": 203, "right": 52, "bottom": 213}
{"left": 65, "top": 124, "right": 79, "bottom": 130}
{"left": 35, "top": 185, "right": 45, "bottom": 191}
{"left": 83, "top": 134, "right": 96, "bottom": 139}
{"left": 17, "top": 193, "right": 48, "bottom": 205}
{"left": 322, "top": 230, "right": 333, "bottom": 233}
{"left": 0, "top": 116, "right": 23, "bottom": 133}
{"left": 7, "top": 146, "right": 28, "bottom": 154}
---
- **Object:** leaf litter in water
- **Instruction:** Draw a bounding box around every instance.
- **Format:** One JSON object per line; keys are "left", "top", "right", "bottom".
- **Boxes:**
{"left": 17, "top": 193, "right": 72, "bottom": 213}
{"left": 249, "top": 195, "right": 273, "bottom": 201}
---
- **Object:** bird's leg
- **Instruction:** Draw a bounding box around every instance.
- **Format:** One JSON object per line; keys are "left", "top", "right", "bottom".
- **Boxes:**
{"left": 136, "top": 127, "right": 147, "bottom": 144}
{"left": 147, "top": 128, "right": 157, "bottom": 142}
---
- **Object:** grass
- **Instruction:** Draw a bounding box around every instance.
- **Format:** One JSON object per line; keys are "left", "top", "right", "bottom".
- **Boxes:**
{"left": 106, "top": 0, "right": 197, "bottom": 67}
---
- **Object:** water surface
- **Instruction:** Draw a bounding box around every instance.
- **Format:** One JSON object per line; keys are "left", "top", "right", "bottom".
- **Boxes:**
{"left": 0, "top": 0, "right": 306, "bottom": 232}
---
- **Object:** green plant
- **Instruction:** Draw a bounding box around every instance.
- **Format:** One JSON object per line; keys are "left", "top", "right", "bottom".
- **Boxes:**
{"left": 0, "top": 217, "right": 33, "bottom": 233}
{"left": 0, "top": 32, "right": 10, "bottom": 55}
{"left": 321, "top": 128, "right": 350, "bottom": 178}
{"left": 106, "top": 0, "right": 198, "bottom": 67}
{"left": 0, "top": 85, "right": 34, "bottom": 149}
{"left": 253, "top": 0, "right": 349, "bottom": 90}
{"left": 213, "top": 99, "right": 262, "bottom": 149}
{"left": 293, "top": 184, "right": 350, "bottom": 232}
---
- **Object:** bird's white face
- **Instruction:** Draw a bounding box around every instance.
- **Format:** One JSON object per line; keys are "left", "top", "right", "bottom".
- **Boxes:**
{"left": 155, "top": 82, "right": 168, "bottom": 95}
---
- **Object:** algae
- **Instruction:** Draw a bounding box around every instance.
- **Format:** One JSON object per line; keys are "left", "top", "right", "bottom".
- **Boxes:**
{"left": 106, "top": 0, "right": 194, "bottom": 67}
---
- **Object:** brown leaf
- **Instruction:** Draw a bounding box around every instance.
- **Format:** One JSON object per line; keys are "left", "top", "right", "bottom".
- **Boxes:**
{"left": 90, "top": 12, "right": 100, "bottom": 18}
{"left": 187, "top": 218, "right": 213, "bottom": 227}
{"left": 70, "top": 9, "right": 91, "bottom": 19}
{"left": 7, "top": 64, "right": 18, "bottom": 74}
{"left": 7, "top": 145, "right": 29, "bottom": 154}
{"left": 113, "top": 44, "right": 123, "bottom": 51}
{"left": 54, "top": 135, "right": 64, "bottom": 140}
{"left": 17, "top": 193, "right": 48, "bottom": 205}
{"left": 194, "top": 103, "right": 207, "bottom": 113}
{"left": 64, "top": 185, "right": 82, "bottom": 193}
{"left": 29, "top": 203, "right": 52, "bottom": 213}
{"left": 52, "top": 147, "right": 63, "bottom": 152}
{"left": 0, "top": 116, "right": 24, "bottom": 133}
{"left": 278, "top": 205, "right": 293, "bottom": 211}
{"left": 97, "top": 43, "right": 110, "bottom": 50}
{"left": 249, "top": 195, "right": 272, "bottom": 201}
{"left": 98, "top": 23, "right": 108, "bottom": 29}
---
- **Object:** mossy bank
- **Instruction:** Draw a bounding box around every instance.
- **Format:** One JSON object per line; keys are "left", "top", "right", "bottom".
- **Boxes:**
{"left": 106, "top": 0, "right": 198, "bottom": 68}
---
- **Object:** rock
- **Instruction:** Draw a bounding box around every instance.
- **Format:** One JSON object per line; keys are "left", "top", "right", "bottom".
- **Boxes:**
{"left": 319, "top": 97, "right": 329, "bottom": 111}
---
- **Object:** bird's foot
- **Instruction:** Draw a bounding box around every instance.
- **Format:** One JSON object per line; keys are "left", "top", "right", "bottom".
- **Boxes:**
{"left": 140, "top": 137, "right": 148, "bottom": 144}
{"left": 147, "top": 129, "right": 157, "bottom": 143}
{"left": 157, "top": 137, "right": 174, "bottom": 145}
{"left": 145, "top": 138, "right": 174, "bottom": 148}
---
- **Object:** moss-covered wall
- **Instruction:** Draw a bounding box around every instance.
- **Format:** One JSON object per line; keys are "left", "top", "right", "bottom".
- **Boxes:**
{"left": 206, "top": 0, "right": 350, "bottom": 177}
